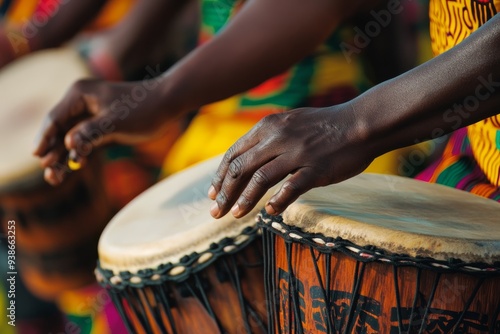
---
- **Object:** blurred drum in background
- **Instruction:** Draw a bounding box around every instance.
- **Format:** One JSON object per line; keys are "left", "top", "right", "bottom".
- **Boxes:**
{"left": 0, "top": 47, "right": 113, "bottom": 300}
{"left": 259, "top": 174, "right": 500, "bottom": 333}
{"left": 96, "top": 156, "right": 274, "bottom": 334}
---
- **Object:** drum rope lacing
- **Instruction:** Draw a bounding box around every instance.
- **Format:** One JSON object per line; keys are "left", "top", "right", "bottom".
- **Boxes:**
{"left": 259, "top": 211, "right": 500, "bottom": 334}
{"left": 96, "top": 225, "right": 261, "bottom": 288}
{"left": 96, "top": 225, "right": 267, "bottom": 334}
{"left": 258, "top": 213, "right": 500, "bottom": 275}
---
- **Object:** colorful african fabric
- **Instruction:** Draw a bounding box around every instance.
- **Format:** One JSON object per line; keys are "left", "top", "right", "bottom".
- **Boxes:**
{"left": 162, "top": 0, "right": 371, "bottom": 174}
{"left": 417, "top": 128, "right": 500, "bottom": 200}
{"left": 416, "top": 0, "right": 500, "bottom": 198}
{"left": 57, "top": 283, "right": 127, "bottom": 334}
{"left": 0, "top": 0, "right": 134, "bottom": 28}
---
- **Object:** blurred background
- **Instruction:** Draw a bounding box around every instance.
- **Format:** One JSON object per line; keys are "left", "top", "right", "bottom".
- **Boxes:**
{"left": 0, "top": 0, "right": 434, "bottom": 333}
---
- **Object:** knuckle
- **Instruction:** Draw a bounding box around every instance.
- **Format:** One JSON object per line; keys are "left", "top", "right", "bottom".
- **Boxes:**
{"left": 224, "top": 145, "right": 237, "bottom": 162}
{"left": 79, "top": 122, "right": 103, "bottom": 146}
{"left": 260, "top": 113, "right": 282, "bottom": 128}
{"left": 216, "top": 191, "right": 228, "bottom": 206}
{"left": 228, "top": 158, "right": 244, "bottom": 179}
{"left": 212, "top": 173, "right": 223, "bottom": 186}
{"left": 236, "top": 194, "right": 252, "bottom": 209}
{"left": 281, "top": 180, "right": 302, "bottom": 195}
{"left": 251, "top": 169, "right": 271, "bottom": 187}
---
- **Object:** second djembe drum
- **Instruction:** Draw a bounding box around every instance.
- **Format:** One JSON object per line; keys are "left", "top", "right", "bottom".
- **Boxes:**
{"left": 96, "top": 156, "right": 278, "bottom": 333}
{"left": 259, "top": 173, "right": 499, "bottom": 333}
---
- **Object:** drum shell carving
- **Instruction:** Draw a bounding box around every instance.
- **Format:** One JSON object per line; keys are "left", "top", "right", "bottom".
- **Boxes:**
{"left": 262, "top": 229, "right": 499, "bottom": 333}
{"left": 258, "top": 173, "right": 500, "bottom": 333}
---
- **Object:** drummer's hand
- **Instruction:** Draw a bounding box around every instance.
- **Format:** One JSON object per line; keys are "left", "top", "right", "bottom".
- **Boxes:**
{"left": 33, "top": 79, "right": 170, "bottom": 185}
{"left": 209, "top": 104, "right": 375, "bottom": 218}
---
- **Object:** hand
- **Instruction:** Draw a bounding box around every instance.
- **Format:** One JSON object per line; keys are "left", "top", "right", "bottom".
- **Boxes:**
{"left": 208, "top": 104, "right": 375, "bottom": 219}
{"left": 33, "top": 78, "right": 171, "bottom": 185}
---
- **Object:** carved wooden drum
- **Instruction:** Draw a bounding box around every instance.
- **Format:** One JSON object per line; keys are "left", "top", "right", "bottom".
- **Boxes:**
{"left": 96, "top": 156, "right": 273, "bottom": 333}
{"left": 259, "top": 174, "right": 500, "bottom": 333}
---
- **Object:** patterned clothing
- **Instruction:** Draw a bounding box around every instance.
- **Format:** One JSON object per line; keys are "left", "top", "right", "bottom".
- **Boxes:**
{"left": 163, "top": 0, "right": 371, "bottom": 174}
{"left": 57, "top": 284, "right": 127, "bottom": 334}
{"left": 417, "top": 128, "right": 500, "bottom": 200}
{"left": 0, "top": 0, "right": 134, "bottom": 28}
{"left": 416, "top": 0, "right": 500, "bottom": 200}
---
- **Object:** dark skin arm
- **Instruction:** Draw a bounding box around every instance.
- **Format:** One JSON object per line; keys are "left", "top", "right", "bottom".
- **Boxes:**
{"left": 0, "top": 0, "right": 192, "bottom": 77}
{"left": 33, "top": 0, "right": 364, "bottom": 185}
{"left": 85, "top": 0, "right": 194, "bottom": 79}
{"left": 209, "top": 14, "right": 500, "bottom": 219}
{"left": 0, "top": 0, "right": 107, "bottom": 67}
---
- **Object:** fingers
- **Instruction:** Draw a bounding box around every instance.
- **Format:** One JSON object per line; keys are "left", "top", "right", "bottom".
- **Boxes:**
{"left": 43, "top": 156, "right": 74, "bottom": 186}
{"left": 32, "top": 117, "right": 59, "bottom": 157}
{"left": 63, "top": 115, "right": 117, "bottom": 162}
{"left": 210, "top": 152, "right": 287, "bottom": 218}
{"left": 265, "top": 168, "right": 316, "bottom": 215}
{"left": 209, "top": 129, "right": 261, "bottom": 200}
{"left": 32, "top": 80, "right": 90, "bottom": 158}
{"left": 225, "top": 155, "right": 291, "bottom": 218}
{"left": 32, "top": 79, "right": 117, "bottom": 185}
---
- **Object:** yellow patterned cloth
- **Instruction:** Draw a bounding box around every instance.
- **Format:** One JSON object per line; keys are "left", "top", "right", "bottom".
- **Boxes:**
{"left": 427, "top": 0, "right": 500, "bottom": 188}
{"left": 162, "top": 0, "right": 370, "bottom": 175}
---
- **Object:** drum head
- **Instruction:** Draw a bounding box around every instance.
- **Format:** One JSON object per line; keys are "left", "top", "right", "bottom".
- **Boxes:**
{"left": 0, "top": 48, "right": 91, "bottom": 192}
{"left": 281, "top": 173, "right": 500, "bottom": 263}
{"left": 98, "top": 155, "right": 276, "bottom": 274}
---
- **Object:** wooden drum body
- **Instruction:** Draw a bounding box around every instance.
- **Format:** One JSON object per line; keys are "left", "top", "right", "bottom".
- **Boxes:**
{"left": 0, "top": 48, "right": 112, "bottom": 300}
{"left": 259, "top": 174, "right": 500, "bottom": 333}
{"left": 96, "top": 156, "right": 276, "bottom": 333}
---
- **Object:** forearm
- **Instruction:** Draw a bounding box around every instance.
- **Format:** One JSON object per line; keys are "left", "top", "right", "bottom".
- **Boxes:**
{"left": 156, "top": 0, "right": 361, "bottom": 115}
{"left": 103, "top": 0, "right": 193, "bottom": 72}
{"left": 21, "top": 0, "right": 107, "bottom": 51}
{"left": 353, "top": 14, "right": 500, "bottom": 157}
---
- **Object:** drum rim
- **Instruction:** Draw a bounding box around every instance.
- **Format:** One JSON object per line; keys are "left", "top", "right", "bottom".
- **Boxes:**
{"left": 277, "top": 173, "right": 500, "bottom": 264}
{"left": 95, "top": 225, "right": 260, "bottom": 289}
{"left": 259, "top": 212, "right": 500, "bottom": 275}
{"left": 97, "top": 155, "right": 281, "bottom": 275}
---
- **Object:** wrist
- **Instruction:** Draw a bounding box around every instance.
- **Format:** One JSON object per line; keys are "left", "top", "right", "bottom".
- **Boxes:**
{"left": 348, "top": 87, "right": 390, "bottom": 158}
{"left": 153, "top": 72, "right": 192, "bottom": 120}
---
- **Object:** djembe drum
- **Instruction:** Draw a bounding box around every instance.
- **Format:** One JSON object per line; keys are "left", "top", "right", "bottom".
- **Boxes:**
{"left": 96, "top": 156, "right": 275, "bottom": 334}
{"left": 259, "top": 174, "right": 500, "bottom": 333}
{"left": 0, "top": 48, "right": 112, "bottom": 300}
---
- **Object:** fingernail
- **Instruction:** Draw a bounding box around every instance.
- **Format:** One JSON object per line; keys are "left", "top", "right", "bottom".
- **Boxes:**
{"left": 266, "top": 202, "right": 277, "bottom": 215}
{"left": 68, "top": 150, "right": 82, "bottom": 171}
{"left": 210, "top": 201, "right": 220, "bottom": 218}
{"left": 208, "top": 185, "right": 216, "bottom": 199}
{"left": 231, "top": 203, "right": 240, "bottom": 217}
